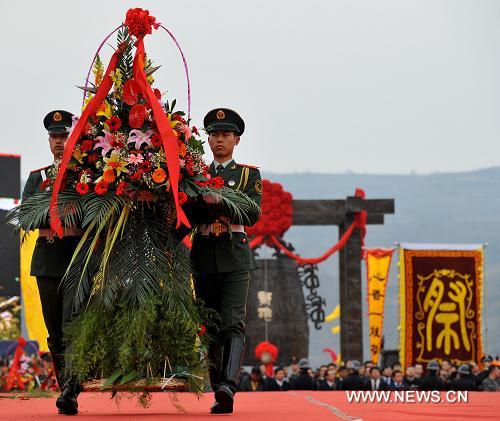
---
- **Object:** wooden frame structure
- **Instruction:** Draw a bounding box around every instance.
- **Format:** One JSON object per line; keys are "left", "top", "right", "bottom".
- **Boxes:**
{"left": 291, "top": 196, "right": 395, "bottom": 361}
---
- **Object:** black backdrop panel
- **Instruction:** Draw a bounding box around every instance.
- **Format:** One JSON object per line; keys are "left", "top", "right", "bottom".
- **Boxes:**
{"left": 244, "top": 255, "right": 309, "bottom": 366}
{"left": 0, "top": 209, "right": 20, "bottom": 296}
{"left": 0, "top": 155, "right": 21, "bottom": 199}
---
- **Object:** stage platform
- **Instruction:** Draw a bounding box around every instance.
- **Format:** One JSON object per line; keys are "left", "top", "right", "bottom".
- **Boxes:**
{"left": 0, "top": 391, "right": 499, "bottom": 420}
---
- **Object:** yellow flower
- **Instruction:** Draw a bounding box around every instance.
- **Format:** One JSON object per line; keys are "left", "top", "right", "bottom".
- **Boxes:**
{"left": 82, "top": 94, "right": 94, "bottom": 111}
{"left": 96, "top": 101, "right": 112, "bottom": 119}
{"left": 73, "top": 148, "right": 87, "bottom": 164}
{"left": 103, "top": 150, "right": 129, "bottom": 176}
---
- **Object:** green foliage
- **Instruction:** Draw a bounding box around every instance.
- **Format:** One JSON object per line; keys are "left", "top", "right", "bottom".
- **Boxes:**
{"left": 117, "top": 26, "right": 133, "bottom": 83}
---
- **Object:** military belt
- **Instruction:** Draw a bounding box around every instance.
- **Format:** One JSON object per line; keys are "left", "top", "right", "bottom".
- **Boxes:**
{"left": 38, "top": 227, "right": 84, "bottom": 242}
{"left": 199, "top": 223, "right": 245, "bottom": 237}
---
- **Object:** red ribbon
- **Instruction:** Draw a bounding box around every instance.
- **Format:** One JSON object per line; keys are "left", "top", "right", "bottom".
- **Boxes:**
{"left": 49, "top": 51, "right": 120, "bottom": 237}
{"left": 266, "top": 189, "right": 367, "bottom": 265}
{"left": 49, "top": 35, "right": 189, "bottom": 235}
{"left": 132, "top": 38, "right": 189, "bottom": 228}
{"left": 5, "top": 337, "right": 27, "bottom": 391}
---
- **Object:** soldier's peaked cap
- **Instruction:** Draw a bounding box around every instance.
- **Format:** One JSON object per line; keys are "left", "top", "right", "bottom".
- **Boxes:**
{"left": 204, "top": 108, "right": 245, "bottom": 135}
{"left": 43, "top": 110, "right": 74, "bottom": 134}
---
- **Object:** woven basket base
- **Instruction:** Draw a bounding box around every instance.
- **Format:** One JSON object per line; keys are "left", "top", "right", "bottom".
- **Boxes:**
{"left": 82, "top": 378, "right": 187, "bottom": 392}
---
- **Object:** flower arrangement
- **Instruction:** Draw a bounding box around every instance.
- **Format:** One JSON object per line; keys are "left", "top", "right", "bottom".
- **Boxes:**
{"left": 8, "top": 8, "right": 259, "bottom": 401}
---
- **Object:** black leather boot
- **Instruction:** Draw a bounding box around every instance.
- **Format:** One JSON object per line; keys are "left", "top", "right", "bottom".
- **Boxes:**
{"left": 50, "top": 352, "right": 66, "bottom": 392}
{"left": 213, "top": 336, "right": 245, "bottom": 414}
{"left": 56, "top": 376, "right": 80, "bottom": 416}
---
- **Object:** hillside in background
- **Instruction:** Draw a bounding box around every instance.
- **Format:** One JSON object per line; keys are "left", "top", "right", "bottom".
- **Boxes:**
{"left": 261, "top": 167, "right": 500, "bottom": 366}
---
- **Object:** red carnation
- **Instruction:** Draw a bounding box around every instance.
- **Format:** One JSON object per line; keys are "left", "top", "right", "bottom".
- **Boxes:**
{"left": 94, "top": 181, "right": 109, "bottom": 196}
{"left": 178, "top": 191, "right": 188, "bottom": 205}
{"left": 80, "top": 140, "right": 94, "bottom": 153}
{"left": 110, "top": 139, "right": 125, "bottom": 149}
{"left": 87, "top": 153, "right": 99, "bottom": 164}
{"left": 106, "top": 116, "right": 122, "bottom": 132}
{"left": 116, "top": 181, "right": 129, "bottom": 196}
{"left": 192, "top": 126, "right": 199, "bottom": 135}
{"left": 154, "top": 88, "right": 162, "bottom": 100}
{"left": 123, "top": 79, "right": 141, "bottom": 106}
{"left": 76, "top": 182, "right": 89, "bottom": 195}
{"left": 125, "top": 8, "right": 160, "bottom": 39}
{"left": 139, "top": 160, "right": 152, "bottom": 172}
{"left": 129, "top": 104, "right": 146, "bottom": 128}
{"left": 130, "top": 171, "right": 143, "bottom": 181}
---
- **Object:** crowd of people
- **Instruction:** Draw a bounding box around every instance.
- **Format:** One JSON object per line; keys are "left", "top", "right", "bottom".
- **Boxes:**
{"left": 237, "top": 356, "right": 500, "bottom": 392}
{"left": 2, "top": 352, "right": 499, "bottom": 393}
{"left": 0, "top": 353, "right": 58, "bottom": 392}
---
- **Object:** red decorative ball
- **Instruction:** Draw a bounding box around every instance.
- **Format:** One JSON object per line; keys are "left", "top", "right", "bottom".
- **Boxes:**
{"left": 246, "top": 180, "right": 293, "bottom": 243}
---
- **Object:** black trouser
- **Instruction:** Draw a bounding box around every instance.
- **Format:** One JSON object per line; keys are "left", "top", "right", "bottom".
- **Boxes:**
{"left": 194, "top": 270, "right": 250, "bottom": 342}
{"left": 36, "top": 276, "right": 69, "bottom": 355}
{"left": 194, "top": 271, "right": 249, "bottom": 393}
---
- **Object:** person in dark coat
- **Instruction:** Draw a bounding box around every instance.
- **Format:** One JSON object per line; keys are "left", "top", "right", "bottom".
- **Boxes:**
{"left": 238, "top": 366, "right": 266, "bottom": 392}
{"left": 340, "top": 360, "right": 367, "bottom": 391}
{"left": 474, "top": 357, "right": 493, "bottom": 386}
{"left": 365, "top": 366, "right": 388, "bottom": 391}
{"left": 290, "top": 359, "right": 316, "bottom": 390}
{"left": 449, "top": 364, "right": 479, "bottom": 391}
{"left": 403, "top": 366, "right": 421, "bottom": 390}
{"left": 336, "top": 366, "right": 348, "bottom": 390}
{"left": 318, "top": 368, "right": 337, "bottom": 390}
{"left": 266, "top": 367, "right": 289, "bottom": 391}
{"left": 188, "top": 108, "right": 262, "bottom": 415}
{"left": 389, "top": 370, "right": 406, "bottom": 391}
{"left": 23, "top": 110, "right": 82, "bottom": 416}
{"left": 420, "top": 360, "right": 446, "bottom": 391}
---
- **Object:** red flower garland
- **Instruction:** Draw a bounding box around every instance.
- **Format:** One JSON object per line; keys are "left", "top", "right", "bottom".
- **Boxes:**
{"left": 246, "top": 180, "right": 293, "bottom": 244}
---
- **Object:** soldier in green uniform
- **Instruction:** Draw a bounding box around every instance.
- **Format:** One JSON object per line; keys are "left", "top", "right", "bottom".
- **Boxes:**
{"left": 22, "top": 110, "right": 82, "bottom": 415}
{"left": 190, "top": 108, "right": 262, "bottom": 414}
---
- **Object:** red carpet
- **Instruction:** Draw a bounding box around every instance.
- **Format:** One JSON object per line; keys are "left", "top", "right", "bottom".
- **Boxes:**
{"left": 0, "top": 391, "right": 499, "bottom": 420}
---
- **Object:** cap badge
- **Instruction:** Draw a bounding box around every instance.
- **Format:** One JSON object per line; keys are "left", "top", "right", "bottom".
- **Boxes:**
{"left": 216, "top": 110, "right": 225, "bottom": 120}
{"left": 53, "top": 112, "right": 62, "bottom": 122}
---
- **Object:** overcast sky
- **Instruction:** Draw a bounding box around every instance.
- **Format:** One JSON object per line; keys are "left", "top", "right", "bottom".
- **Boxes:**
{"left": 1, "top": 0, "right": 499, "bottom": 177}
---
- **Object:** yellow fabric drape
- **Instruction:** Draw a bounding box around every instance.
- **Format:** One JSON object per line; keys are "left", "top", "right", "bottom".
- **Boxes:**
{"left": 366, "top": 249, "right": 393, "bottom": 365}
{"left": 20, "top": 231, "right": 48, "bottom": 351}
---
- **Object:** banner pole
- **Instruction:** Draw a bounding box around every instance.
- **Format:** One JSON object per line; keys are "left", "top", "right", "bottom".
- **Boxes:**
{"left": 483, "top": 243, "right": 489, "bottom": 356}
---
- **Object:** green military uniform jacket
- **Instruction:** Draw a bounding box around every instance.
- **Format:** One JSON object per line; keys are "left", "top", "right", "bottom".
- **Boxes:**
{"left": 22, "top": 166, "right": 80, "bottom": 278}
{"left": 190, "top": 160, "right": 262, "bottom": 274}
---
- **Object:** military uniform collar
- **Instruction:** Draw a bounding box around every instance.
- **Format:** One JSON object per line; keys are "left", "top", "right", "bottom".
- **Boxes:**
{"left": 211, "top": 158, "right": 235, "bottom": 169}
{"left": 210, "top": 159, "right": 237, "bottom": 175}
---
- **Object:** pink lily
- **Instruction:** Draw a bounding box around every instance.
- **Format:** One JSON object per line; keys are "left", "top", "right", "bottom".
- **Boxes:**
{"left": 127, "top": 129, "right": 154, "bottom": 150}
{"left": 94, "top": 130, "right": 115, "bottom": 157}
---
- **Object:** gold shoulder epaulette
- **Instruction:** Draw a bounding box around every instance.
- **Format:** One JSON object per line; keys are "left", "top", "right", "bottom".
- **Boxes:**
{"left": 237, "top": 163, "right": 259, "bottom": 170}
